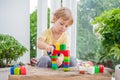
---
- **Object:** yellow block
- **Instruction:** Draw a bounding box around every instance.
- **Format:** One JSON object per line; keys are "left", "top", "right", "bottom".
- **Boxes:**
{"left": 52, "top": 61, "right": 56, "bottom": 64}
{"left": 64, "top": 57, "right": 70, "bottom": 60}
{"left": 55, "top": 44, "right": 60, "bottom": 50}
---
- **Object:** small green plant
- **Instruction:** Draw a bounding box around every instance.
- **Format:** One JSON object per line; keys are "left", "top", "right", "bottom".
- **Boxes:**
{"left": 91, "top": 8, "right": 120, "bottom": 62}
{"left": 0, "top": 34, "right": 28, "bottom": 67}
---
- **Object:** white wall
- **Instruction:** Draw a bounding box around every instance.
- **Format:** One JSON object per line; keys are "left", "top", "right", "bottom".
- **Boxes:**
{"left": 0, "top": 0, "right": 30, "bottom": 64}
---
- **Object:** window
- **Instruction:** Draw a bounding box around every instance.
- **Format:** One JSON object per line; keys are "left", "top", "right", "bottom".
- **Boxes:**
{"left": 76, "top": 0, "right": 120, "bottom": 68}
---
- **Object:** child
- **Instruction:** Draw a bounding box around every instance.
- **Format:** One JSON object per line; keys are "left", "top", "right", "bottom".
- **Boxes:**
{"left": 36, "top": 7, "right": 77, "bottom": 68}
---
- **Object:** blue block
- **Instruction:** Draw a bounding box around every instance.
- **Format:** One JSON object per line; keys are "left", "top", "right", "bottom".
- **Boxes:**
{"left": 52, "top": 64, "right": 57, "bottom": 67}
{"left": 47, "top": 52, "right": 51, "bottom": 56}
{"left": 10, "top": 66, "right": 15, "bottom": 75}
{"left": 64, "top": 65, "right": 70, "bottom": 68}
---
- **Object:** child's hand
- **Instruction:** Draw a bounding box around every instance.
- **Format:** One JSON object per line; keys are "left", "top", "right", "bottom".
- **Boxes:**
{"left": 56, "top": 54, "right": 64, "bottom": 67}
{"left": 45, "top": 45, "right": 54, "bottom": 54}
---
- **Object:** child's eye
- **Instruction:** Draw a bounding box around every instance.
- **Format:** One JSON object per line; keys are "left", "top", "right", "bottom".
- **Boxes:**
{"left": 60, "top": 22, "right": 64, "bottom": 25}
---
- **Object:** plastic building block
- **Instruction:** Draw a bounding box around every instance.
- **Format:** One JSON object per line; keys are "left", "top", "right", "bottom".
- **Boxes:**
{"left": 10, "top": 66, "right": 15, "bottom": 75}
{"left": 14, "top": 67, "right": 20, "bottom": 75}
{"left": 20, "top": 66, "right": 26, "bottom": 75}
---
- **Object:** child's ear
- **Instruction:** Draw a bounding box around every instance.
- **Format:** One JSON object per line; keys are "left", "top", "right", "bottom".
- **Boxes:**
{"left": 51, "top": 16, "right": 57, "bottom": 23}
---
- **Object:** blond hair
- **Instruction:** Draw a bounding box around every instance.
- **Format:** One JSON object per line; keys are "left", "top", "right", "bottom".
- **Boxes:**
{"left": 52, "top": 7, "right": 73, "bottom": 25}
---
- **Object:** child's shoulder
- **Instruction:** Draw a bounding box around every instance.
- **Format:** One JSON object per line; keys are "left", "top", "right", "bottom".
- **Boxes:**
{"left": 42, "top": 28, "right": 51, "bottom": 33}
{"left": 40, "top": 28, "right": 52, "bottom": 37}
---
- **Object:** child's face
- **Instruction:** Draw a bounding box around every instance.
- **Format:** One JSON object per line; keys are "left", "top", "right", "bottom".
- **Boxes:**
{"left": 54, "top": 18, "right": 70, "bottom": 34}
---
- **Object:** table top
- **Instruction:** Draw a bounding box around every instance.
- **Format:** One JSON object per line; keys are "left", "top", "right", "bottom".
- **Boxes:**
{"left": 9, "top": 65, "right": 112, "bottom": 80}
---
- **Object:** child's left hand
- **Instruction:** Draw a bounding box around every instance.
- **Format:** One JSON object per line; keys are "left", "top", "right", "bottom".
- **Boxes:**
{"left": 56, "top": 54, "right": 64, "bottom": 67}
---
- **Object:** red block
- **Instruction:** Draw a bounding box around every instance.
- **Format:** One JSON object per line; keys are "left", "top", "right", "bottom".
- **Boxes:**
{"left": 64, "top": 62, "right": 70, "bottom": 65}
{"left": 63, "top": 50, "right": 70, "bottom": 56}
{"left": 99, "top": 65, "right": 104, "bottom": 73}
{"left": 20, "top": 66, "right": 26, "bottom": 75}
{"left": 53, "top": 50, "right": 70, "bottom": 56}
{"left": 52, "top": 58, "right": 57, "bottom": 61}
{"left": 53, "top": 50, "right": 59, "bottom": 55}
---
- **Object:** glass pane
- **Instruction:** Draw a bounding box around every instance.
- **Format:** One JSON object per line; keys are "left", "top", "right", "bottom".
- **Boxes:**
{"left": 76, "top": 0, "right": 120, "bottom": 68}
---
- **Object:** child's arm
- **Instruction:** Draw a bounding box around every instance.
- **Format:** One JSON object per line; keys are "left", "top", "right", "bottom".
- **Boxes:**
{"left": 37, "top": 37, "right": 54, "bottom": 53}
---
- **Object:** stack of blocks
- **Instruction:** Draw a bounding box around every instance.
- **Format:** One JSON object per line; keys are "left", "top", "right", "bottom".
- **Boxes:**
{"left": 52, "top": 44, "right": 70, "bottom": 71}
{"left": 10, "top": 65, "right": 26, "bottom": 75}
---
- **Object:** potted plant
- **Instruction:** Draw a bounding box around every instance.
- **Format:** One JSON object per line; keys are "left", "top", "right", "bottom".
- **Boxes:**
{"left": 0, "top": 34, "right": 28, "bottom": 67}
{"left": 91, "top": 8, "right": 120, "bottom": 68}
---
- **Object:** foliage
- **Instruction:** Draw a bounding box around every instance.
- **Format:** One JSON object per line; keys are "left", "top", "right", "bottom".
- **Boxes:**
{"left": 91, "top": 8, "right": 120, "bottom": 60}
{"left": 76, "top": 27, "right": 102, "bottom": 63}
{"left": 30, "top": 10, "right": 37, "bottom": 58}
{"left": 0, "top": 34, "right": 28, "bottom": 67}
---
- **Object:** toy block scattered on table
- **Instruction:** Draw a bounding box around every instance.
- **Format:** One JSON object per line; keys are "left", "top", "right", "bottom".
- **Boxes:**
{"left": 20, "top": 66, "right": 27, "bottom": 75}
{"left": 10, "top": 66, "right": 15, "bottom": 75}
{"left": 78, "top": 61, "right": 104, "bottom": 74}
{"left": 14, "top": 67, "right": 20, "bottom": 75}
{"left": 10, "top": 65, "right": 26, "bottom": 75}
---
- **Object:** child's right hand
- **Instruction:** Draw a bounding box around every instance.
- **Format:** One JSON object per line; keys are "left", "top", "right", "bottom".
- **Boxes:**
{"left": 56, "top": 54, "right": 64, "bottom": 67}
{"left": 45, "top": 45, "right": 54, "bottom": 54}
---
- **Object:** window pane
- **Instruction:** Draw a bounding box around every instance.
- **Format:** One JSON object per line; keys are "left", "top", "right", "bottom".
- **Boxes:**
{"left": 76, "top": 0, "right": 120, "bottom": 65}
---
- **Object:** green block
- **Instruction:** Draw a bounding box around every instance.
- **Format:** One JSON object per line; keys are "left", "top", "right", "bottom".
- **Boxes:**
{"left": 60, "top": 44, "right": 66, "bottom": 50}
{"left": 64, "top": 68, "right": 70, "bottom": 72}
{"left": 14, "top": 67, "right": 20, "bottom": 75}
{"left": 64, "top": 59, "right": 70, "bottom": 62}
{"left": 94, "top": 65, "right": 99, "bottom": 74}
{"left": 51, "top": 56, "right": 58, "bottom": 58}
{"left": 52, "top": 66, "right": 58, "bottom": 70}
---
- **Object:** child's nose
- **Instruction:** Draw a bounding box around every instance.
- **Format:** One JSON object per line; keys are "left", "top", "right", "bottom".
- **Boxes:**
{"left": 62, "top": 25, "right": 66, "bottom": 30}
